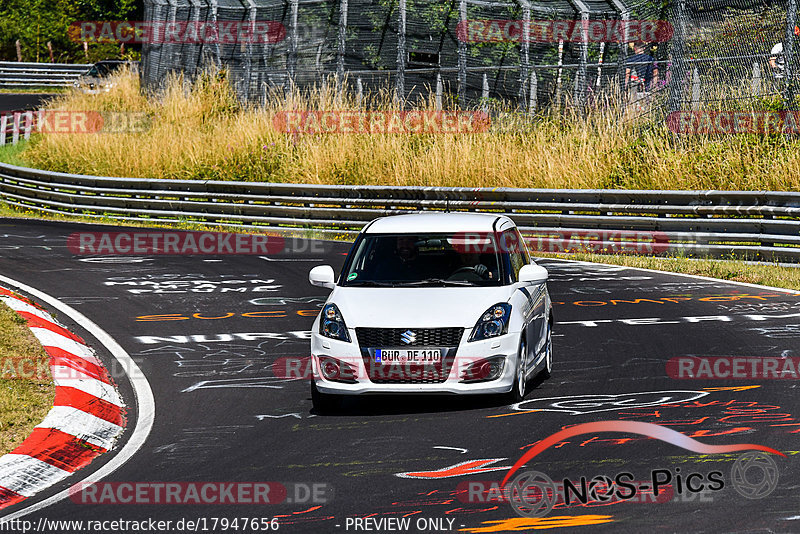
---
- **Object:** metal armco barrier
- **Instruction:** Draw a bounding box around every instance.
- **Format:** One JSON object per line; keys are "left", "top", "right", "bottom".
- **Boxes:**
{"left": 0, "top": 62, "right": 90, "bottom": 88}
{"left": 0, "top": 161, "right": 799, "bottom": 262}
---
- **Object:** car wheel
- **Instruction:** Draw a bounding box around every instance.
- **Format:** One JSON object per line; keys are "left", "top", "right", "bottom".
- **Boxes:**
{"left": 311, "top": 381, "right": 341, "bottom": 414}
{"left": 540, "top": 322, "right": 553, "bottom": 380}
{"left": 507, "top": 337, "right": 527, "bottom": 403}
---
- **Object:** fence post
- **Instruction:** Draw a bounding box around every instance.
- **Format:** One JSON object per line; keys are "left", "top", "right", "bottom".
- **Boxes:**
{"left": 668, "top": 0, "right": 688, "bottom": 114}
{"left": 209, "top": 0, "right": 222, "bottom": 68}
{"left": 458, "top": 0, "right": 467, "bottom": 105}
{"left": 691, "top": 67, "right": 700, "bottom": 111}
{"left": 574, "top": 8, "right": 590, "bottom": 109}
{"left": 185, "top": 0, "right": 202, "bottom": 78}
{"left": 337, "top": 0, "right": 348, "bottom": 95}
{"left": 529, "top": 71, "right": 537, "bottom": 113}
{"left": 288, "top": 0, "right": 299, "bottom": 89}
{"left": 555, "top": 40, "right": 564, "bottom": 108}
{"left": 752, "top": 62, "right": 761, "bottom": 96}
{"left": 519, "top": 3, "right": 531, "bottom": 111}
{"left": 0, "top": 115, "right": 7, "bottom": 146}
{"left": 396, "top": 0, "right": 407, "bottom": 105}
{"left": 15, "top": 40, "right": 22, "bottom": 62}
{"left": 784, "top": 0, "right": 797, "bottom": 111}
{"left": 356, "top": 77, "right": 363, "bottom": 107}
{"left": 596, "top": 41, "right": 605, "bottom": 88}
{"left": 435, "top": 73, "right": 443, "bottom": 110}
{"left": 243, "top": 0, "right": 257, "bottom": 101}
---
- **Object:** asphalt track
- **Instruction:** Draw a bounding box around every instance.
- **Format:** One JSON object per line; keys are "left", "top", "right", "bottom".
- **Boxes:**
{"left": 0, "top": 94, "right": 58, "bottom": 112}
{"left": 1, "top": 218, "right": 800, "bottom": 533}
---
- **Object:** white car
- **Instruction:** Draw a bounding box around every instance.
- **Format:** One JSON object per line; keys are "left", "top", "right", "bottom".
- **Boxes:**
{"left": 308, "top": 213, "right": 553, "bottom": 412}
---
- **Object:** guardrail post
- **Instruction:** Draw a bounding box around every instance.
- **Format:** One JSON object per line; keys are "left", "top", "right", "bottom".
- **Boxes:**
{"left": 23, "top": 112, "right": 33, "bottom": 141}
{"left": 11, "top": 113, "right": 20, "bottom": 145}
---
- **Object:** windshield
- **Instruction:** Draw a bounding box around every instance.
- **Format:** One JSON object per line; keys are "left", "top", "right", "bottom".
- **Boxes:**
{"left": 341, "top": 233, "right": 504, "bottom": 287}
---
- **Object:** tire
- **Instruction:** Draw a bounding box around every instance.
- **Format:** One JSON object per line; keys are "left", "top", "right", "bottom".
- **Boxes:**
{"left": 506, "top": 337, "right": 527, "bottom": 403}
{"left": 539, "top": 322, "right": 553, "bottom": 380}
{"left": 311, "top": 380, "right": 341, "bottom": 414}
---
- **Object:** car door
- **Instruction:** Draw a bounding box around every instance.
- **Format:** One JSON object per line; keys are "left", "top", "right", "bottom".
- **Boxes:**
{"left": 501, "top": 228, "right": 547, "bottom": 370}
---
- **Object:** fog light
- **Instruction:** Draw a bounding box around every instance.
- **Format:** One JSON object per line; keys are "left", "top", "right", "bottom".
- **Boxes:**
{"left": 317, "top": 356, "right": 357, "bottom": 383}
{"left": 460, "top": 356, "right": 506, "bottom": 383}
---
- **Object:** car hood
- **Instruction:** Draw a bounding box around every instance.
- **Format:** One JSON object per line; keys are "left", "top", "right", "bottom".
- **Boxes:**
{"left": 329, "top": 286, "right": 511, "bottom": 328}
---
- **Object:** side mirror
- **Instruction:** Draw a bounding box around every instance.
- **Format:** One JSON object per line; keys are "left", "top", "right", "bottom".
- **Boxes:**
{"left": 519, "top": 264, "right": 548, "bottom": 285}
{"left": 309, "top": 265, "right": 336, "bottom": 289}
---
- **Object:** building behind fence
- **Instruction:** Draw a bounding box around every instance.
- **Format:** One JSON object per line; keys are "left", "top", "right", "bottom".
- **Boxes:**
{"left": 140, "top": 0, "right": 798, "bottom": 114}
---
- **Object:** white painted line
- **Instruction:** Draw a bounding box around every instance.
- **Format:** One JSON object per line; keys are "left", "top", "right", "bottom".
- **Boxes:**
{"left": 35, "top": 406, "right": 122, "bottom": 451}
{"left": 541, "top": 257, "right": 800, "bottom": 295}
{"left": 0, "top": 455, "right": 70, "bottom": 497}
{"left": 0, "top": 274, "right": 154, "bottom": 521}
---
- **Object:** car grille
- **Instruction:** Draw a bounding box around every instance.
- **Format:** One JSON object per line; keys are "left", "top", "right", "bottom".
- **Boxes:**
{"left": 356, "top": 328, "right": 464, "bottom": 384}
{"left": 355, "top": 328, "right": 464, "bottom": 348}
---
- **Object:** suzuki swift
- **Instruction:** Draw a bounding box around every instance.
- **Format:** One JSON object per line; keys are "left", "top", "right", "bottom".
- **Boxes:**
{"left": 308, "top": 213, "right": 553, "bottom": 412}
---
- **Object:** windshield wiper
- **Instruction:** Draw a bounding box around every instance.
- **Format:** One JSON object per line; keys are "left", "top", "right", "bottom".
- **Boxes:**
{"left": 345, "top": 280, "right": 399, "bottom": 287}
{"left": 396, "top": 278, "right": 474, "bottom": 287}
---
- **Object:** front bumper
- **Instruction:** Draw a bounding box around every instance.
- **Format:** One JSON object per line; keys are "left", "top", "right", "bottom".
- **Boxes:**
{"left": 310, "top": 328, "right": 520, "bottom": 395}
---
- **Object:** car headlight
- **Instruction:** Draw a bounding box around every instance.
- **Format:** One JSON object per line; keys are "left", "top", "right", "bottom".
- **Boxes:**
{"left": 320, "top": 303, "right": 351, "bottom": 342}
{"left": 469, "top": 303, "right": 511, "bottom": 342}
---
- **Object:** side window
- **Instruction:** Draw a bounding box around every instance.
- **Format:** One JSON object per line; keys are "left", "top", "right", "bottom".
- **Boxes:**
{"left": 501, "top": 229, "right": 526, "bottom": 282}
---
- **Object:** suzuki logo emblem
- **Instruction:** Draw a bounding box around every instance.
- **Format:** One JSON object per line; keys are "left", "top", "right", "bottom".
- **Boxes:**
{"left": 400, "top": 330, "right": 416, "bottom": 345}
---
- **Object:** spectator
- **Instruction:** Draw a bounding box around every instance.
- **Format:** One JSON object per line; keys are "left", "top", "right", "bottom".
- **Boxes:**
{"left": 769, "top": 26, "right": 800, "bottom": 79}
{"left": 625, "top": 42, "right": 659, "bottom": 92}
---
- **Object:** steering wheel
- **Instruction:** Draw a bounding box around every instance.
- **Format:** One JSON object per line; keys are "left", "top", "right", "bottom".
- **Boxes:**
{"left": 448, "top": 265, "right": 490, "bottom": 281}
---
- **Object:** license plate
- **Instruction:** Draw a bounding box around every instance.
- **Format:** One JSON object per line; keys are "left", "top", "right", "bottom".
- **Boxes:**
{"left": 375, "top": 349, "right": 441, "bottom": 364}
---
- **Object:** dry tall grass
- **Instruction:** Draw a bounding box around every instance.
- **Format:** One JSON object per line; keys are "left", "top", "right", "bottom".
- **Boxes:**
{"left": 20, "top": 68, "right": 800, "bottom": 190}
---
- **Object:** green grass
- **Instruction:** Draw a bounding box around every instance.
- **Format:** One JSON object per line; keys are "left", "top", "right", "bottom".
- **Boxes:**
{"left": 0, "top": 296, "right": 53, "bottom": 456}
{"left": 0, "top": 141, "right": 31, "bottom": 167}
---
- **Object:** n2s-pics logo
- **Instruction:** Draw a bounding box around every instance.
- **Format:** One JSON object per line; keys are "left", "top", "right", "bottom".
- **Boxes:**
{"left": 498, "top": 421, "right": 782, "bottom": 518}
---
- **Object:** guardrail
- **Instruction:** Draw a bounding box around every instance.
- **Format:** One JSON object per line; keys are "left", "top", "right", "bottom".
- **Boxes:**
{"left": 0, "top": 161, "right": 799, "bottom": 262}
{"left": 0, "top": 62, "right": 90, "bottom": 88}
{"left": 0, "top": 111, "right": 33, "bottom": 146}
